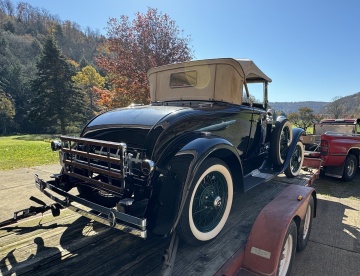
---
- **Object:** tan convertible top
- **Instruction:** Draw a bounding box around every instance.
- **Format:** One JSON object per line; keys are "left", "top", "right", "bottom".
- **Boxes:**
{"left": 147, "top": 58, "right": 271, "bottom": 105}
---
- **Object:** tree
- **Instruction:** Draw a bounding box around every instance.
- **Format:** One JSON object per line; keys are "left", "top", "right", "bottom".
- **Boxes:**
{"left": 29, "top": 37, "right": 86, "bottom": 134}
{"left": 93, "top": 86, "right": 113, "bottom": 111}
{"left": 72, "top": 65, "right": 105, "bottom": 117}
{"left": 287, "top": 107, "right": 316, "bottom": 132}
{"left": 96, "top": 7, "right": 193, "bottom": 108}
{"left": 0, "top": 91, "right": 15, "bottom": 134}
{"left": 325, "top": 96, "right": 345, "bottom": 119}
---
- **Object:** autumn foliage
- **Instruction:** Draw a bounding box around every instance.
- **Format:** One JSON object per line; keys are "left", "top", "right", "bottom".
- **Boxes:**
{"left": 93, "top": 86, "right": 113, "bottom": 111}
{"left": 95, "top": 7, "right": 193, "bottom": 109}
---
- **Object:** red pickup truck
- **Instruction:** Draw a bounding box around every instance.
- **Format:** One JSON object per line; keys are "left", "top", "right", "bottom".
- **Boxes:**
{"left": 303, "top": 118, "right": 360, "bottom": 181}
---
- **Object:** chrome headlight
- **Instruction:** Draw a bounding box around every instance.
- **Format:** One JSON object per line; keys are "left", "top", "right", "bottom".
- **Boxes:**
{"left": 51, "top": 140, "right": 62, "bottom": 151}
{"left": 141, "top": 159, "right": 155, "bottom": 176}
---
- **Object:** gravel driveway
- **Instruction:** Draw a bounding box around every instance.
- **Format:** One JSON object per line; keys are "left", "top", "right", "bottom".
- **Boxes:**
{"left": 0, "top": 164, "right": 359, "bottom": 275}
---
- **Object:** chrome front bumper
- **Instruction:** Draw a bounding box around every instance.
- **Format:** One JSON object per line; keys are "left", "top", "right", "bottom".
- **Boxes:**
{"left": 35, "top": 174, "right": 147, "bottom": 238}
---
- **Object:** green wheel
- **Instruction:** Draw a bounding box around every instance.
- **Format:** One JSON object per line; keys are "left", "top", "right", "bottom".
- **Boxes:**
{"left": 177, "top": 158, "right": 233, "bottom": 245}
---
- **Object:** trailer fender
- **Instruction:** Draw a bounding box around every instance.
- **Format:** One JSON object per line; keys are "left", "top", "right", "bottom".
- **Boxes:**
{"left": 242, "top": 184, "right": 316, "bottom": 275}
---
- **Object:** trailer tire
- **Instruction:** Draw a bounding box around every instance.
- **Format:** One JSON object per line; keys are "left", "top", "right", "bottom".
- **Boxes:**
{"left": 177, "top": 158, "right": 233, "bottom": 245}
{"left": 277, "top": 220, "right": 297, "bottom": 276}
{"left": 297, "top": 197, "right": 314, "bottom": 252}
{"left": 284, "top": 141, "right": 304, "bottom": 178}
{"left": 271, "top": 119, "right": 292, "bottom": 168}
{"left": 342, "top": 154, "right": 357, "bottom": 182}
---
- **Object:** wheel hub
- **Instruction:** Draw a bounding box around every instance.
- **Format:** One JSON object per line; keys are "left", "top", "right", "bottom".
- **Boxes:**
{"left": 213, "top": 196, "right": 222, "bottom": 208}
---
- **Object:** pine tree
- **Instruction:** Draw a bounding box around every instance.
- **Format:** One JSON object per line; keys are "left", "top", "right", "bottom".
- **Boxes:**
{"left": 29, "top": 37, "right": 86, "bottom": 134}
{"left": 0, "top": 91, "right": 15, "bottom": 134}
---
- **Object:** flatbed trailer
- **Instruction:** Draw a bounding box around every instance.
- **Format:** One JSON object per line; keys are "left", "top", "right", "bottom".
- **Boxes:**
{"left": 0, "top": 161, "right": 319, "bottom": 276}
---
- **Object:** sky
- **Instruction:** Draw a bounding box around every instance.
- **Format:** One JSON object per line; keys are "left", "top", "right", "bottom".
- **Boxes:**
{"left": 21, "top": 0, "right": 360, "bottom": 103}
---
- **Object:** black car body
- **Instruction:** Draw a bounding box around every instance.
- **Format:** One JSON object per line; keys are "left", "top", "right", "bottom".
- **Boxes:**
{"left": 36, "top": 58, "right": 304, "bottom": 244}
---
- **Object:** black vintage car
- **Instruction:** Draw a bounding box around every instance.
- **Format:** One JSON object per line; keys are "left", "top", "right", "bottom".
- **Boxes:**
{"left": 36, "top": 58, "right": 304, "bottom": 245}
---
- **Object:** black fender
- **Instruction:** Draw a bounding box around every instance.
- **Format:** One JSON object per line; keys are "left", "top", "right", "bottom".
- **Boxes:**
{"left": 281, "top": 127, "right": 305, "bottom": 172}
{"left": 145, "top": 134, "right": 242, "bottom": 236}
{"left": 276, "top": 115, "right": 287, "bottom": 123}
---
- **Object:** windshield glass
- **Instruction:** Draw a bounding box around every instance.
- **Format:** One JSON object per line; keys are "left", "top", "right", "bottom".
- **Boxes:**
{"left": 315, "top": 124, "right": 356, "bottom": 135}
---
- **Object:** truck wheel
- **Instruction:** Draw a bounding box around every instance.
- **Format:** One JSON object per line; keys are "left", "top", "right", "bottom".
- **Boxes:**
{"left": 177, "top": 158, "right": 233, "bottom": 245}
{"left": 271, "top": 119, "right": 293, "bottom": 168}
{"left": 342, "top": 154, "right": 358, "bottom": 182}
{"left": 284, "top": 141, "right": 304, "bottom": 178}
{"left": 297, "top": 197, "right": 314, "bottom": 251}
{"left": 277, "top": 220, "right": 297, "bottom": 276}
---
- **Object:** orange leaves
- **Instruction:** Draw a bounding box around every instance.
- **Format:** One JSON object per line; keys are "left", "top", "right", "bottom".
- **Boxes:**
{"left": 95, "top": 7, "right": 193, "bottom": 109}
{"left": 93, "top": 87, "right": 113, "bottom": 111}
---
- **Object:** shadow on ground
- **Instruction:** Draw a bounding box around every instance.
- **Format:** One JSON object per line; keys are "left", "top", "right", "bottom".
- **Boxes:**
{"left": 313, "top": 169, "right": 360, "bottom": 200}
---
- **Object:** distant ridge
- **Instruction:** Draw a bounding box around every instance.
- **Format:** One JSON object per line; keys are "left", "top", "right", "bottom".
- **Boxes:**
{"left": 269, "top": 101, "right": 329, "bottom": 115}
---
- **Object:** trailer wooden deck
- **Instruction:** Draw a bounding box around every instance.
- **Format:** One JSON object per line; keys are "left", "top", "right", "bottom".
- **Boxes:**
{"left": 0, "top": 168, "right": 318, "bottom": 276}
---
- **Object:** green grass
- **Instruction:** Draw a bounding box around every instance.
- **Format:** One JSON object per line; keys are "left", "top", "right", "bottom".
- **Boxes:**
{"left": 0, "top": 135, "right": 60, "bottom": 170}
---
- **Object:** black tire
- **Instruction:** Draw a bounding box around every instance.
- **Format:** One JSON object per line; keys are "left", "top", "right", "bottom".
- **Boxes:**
{"left": 177, "top": 158, "right": 233, "bottom": 245}
{"left": 342, "top": 154, "right": 358, "bottom": 182}
{"left": 285, "top": 141, "right": 304, "bottom": 178}
{"left": 77, "top": 185, "right": 119, "bottom": 208}
{"left": 271, "top": 119, "right": 293, "bottom": 168}
{"left": 297, "top": 197, "right": 314, "bottom": 252}
{"left": 277, "top": 220, "right": 297, "bottom": 276}
{"left": 319, "top": 167, "right": 326, "bottom": 177}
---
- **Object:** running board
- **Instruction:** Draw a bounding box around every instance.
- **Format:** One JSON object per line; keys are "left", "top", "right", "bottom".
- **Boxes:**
{"left": 243, "top": 169, "right": 277, "bottom": 192}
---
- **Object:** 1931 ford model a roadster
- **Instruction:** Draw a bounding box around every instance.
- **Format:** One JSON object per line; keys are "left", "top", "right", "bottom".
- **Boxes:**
{"left": 35, "top": 58, "right": 304, "bottom": 245}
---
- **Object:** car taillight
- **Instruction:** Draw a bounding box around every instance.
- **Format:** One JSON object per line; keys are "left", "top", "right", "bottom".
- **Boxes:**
{"left": 320, "top": 140, "right": 328, "bottom": 155}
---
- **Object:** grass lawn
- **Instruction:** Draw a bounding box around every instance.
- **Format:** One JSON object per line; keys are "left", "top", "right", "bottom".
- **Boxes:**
{"left": 0, "top": 135, "right": 60, "bottom": 170}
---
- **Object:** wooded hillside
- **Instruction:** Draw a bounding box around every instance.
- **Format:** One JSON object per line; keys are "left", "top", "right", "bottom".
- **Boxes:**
{"left": 269, "top": 101, "right": 329, "bottom": 115}
{"left": 0, "top": 1, "right": 193, "bottom": 135}
{"left": 270, "top": 93, "right": 360, "bottom": 118}
{"left": 0, "top": 0, "right": 359, "bottom": 135}
{"left": 0, "top": 0, "right": 103, "bottom": 134}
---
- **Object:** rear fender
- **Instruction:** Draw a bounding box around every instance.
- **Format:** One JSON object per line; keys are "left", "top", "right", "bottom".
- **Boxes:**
{"left": 146, "top": 135, "right": 242, "bottom": 236}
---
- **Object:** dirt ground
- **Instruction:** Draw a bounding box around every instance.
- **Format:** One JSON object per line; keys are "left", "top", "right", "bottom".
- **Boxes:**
{"left": 0, "top": 164, "right": 359, "bottom": 275}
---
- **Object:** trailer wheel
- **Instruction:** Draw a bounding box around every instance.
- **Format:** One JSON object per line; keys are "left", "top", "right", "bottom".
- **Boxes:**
{"left": 277, "top": 220, "right": 297, "bottom": 276}
{"left": 177, "top": 158, "right": 233, "bottom": 245}
{"left": 271, "top": 119, "right": 292, "bottom": 168}
{"left": 284, "top": 141, "right": 304, "bottom": 178}
{"left": 342, "top": 154, "right": 357, "bottom": 182}
{"left": 297, "top": 197, "right": 314, "bottom": 252}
